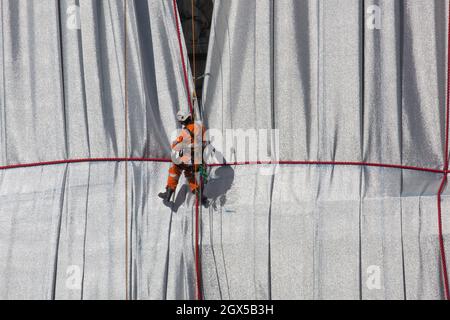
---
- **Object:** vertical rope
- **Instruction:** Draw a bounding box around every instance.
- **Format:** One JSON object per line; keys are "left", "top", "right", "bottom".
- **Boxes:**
{"left": 192, "top": 0, "right": 203, "bottom": 301}
{"left": 124, "top": 0, "right": 129, "bottom": 301}
{"left": 192, "top": 0, "right": 197, "bottom": 89}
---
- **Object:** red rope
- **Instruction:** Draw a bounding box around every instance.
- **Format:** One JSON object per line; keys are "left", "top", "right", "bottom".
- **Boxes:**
{"left": 0, "top": 158, "right": 171, "bottom": 171}
{"left": 0, "top": 158, "right": 445, "bottom": 173}
{"left": 172, "top": 0, "right": 202, "bottom": 300}
{"left": 173, "top": 0, "right": 194, "bottom": 115}
{"left": 206, "top": 160, "right": 444, "bottom": 174}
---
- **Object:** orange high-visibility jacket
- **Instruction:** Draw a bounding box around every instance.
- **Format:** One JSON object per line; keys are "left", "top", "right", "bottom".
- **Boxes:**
{"left": 172, "top": 122, "right": 206, "bottom": 165}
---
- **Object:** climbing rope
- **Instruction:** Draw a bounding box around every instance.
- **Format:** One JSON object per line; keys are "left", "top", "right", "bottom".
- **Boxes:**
{"left": 437, "top": 0, "right": 450, "bottom": 301}
{"left": 191, "top": 0, "right": 205, "bottom": 301}
{"left": 172, "top": 0, "right": 203, "bottom": 300}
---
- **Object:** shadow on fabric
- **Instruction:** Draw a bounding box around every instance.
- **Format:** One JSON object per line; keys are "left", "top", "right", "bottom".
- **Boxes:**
{"left": 204, "top": 165, "right": 235, "bottom": 210}
{"left": 163, "top": 165, "right": 235, "bottom": 212}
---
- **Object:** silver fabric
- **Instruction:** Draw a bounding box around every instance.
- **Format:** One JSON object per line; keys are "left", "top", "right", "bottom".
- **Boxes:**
{"left": 0, "top": 0, "right": 190, "bottom": 162}
{"left": 0, "top": 0, "right": 449, "bottom": 300}
{"left": 0, "top": 162, "right": 198, "bottom": 300}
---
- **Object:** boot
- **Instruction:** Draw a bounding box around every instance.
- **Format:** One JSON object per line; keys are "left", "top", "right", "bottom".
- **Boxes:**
{"left": 158, "top": 187, "right": 174, "bottom": 202}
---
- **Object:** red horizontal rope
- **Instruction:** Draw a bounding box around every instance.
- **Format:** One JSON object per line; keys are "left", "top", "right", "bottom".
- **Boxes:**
{"left": 0, "top": 156, "right": 447, "bottom": 300}
{"left": 0, "top": 158, "right": 445, "bottom": 174}
{"left": 207, "top": 160, "right": 445, "bottom": 174}
{"left": 0, "top": 158, "right": 171, "bottom": 171}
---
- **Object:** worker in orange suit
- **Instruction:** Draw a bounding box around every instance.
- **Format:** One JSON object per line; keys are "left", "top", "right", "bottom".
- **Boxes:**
{"left": 159, "top": 110, "right": 208, "bottom": 205}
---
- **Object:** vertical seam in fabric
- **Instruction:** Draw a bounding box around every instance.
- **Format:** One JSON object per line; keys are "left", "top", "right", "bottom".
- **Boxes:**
{"left": 313, "top": 0, "right": 321, "bottom": 299}
{"left": 75, "top": 0, "right": 91, "bottom": 157}
{"left": 316, "top": 1, "right": 322, "bottom": 162}
{"left": 437, "top": 0, "right": 450, "bottom": 300}
{"left": 266, "top": 0, "right": 275, "bottom": 300}
{"left": 359, "top": 0, "right": 365, "bottom": 300}
{"left": 80, "top": 163, "right": 91, "bottom": 300}
{"left": 124, "top": 0, "right": 129, "bottom": 301}
{"left": 0, "top": 0, "right": 7, "bottom": 164}
{"left": 50, "top": 165, "right": 69, "bottom": 299}
{"left": 57, "top": 1, "right": 69, "bottom": 159}
{"left": 398, "top": 0, "right": 407, "bottom": 300}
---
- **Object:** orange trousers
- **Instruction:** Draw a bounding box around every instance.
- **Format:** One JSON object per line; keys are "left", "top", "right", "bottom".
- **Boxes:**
{"left": 167, "top": 164, "right": 199, "bottom": 193}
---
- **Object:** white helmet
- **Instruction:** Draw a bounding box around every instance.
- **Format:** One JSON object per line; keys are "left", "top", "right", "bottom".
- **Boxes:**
{"left": 176, "top": 110, "right": 192, "bottom": 122}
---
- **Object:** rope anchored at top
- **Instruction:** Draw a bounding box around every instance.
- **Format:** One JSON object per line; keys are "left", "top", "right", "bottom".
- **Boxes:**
{"left": 173, "top": 0, "right": 194, "bottom": 116}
